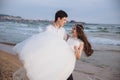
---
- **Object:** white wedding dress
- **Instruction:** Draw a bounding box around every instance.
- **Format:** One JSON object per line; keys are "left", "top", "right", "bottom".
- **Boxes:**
{"left": 13, "top": 31, "right": 79, "bottom": 80}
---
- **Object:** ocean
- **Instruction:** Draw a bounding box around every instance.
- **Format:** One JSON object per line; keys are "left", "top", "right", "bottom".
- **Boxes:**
{"left": 0, "top": 21, "right": 120, "bottom": 46}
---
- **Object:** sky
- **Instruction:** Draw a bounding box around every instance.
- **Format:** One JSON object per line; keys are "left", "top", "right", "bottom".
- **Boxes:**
{"left": 0, "top": 0, "right": 120, "bottom": 24}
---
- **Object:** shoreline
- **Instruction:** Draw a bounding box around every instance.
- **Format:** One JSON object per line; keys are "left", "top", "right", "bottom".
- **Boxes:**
{"left": 0, "top": 43, "right": 120, "bottom": 80}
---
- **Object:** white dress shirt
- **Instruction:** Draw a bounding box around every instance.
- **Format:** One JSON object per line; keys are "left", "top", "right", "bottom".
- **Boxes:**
{"left": 45, "top": 24, "right": 67, "bottom": 40}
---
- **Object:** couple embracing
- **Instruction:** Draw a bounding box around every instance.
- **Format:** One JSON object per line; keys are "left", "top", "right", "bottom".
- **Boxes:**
{"left": 13, "top": 10, "right": 93, "bottom": 80}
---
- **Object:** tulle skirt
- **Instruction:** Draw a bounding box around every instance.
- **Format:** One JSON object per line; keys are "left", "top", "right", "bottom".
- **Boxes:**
{"left": 13, "top": 31, "right": 76, "bottom": 80}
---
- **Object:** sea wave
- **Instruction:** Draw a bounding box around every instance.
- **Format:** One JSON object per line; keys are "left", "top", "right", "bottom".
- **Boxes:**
{"left": 89, "top": 37, "right": 120, "bottom": 46}
{"left": 0, "top": 21, "right": 120, "bottom": 46}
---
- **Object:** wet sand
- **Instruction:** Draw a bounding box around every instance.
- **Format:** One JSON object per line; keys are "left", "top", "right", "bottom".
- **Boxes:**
{"left": 0, "top": 43, "right": 120, "bottom": 80}
{"left": 73, "top": 44, "right": 120, "bottom": 80}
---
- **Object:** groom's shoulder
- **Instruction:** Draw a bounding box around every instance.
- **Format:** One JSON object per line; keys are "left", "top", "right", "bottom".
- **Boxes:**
{"left": 46, "top": 24, "right": 53, "bottom": 28}
{"left": 61, "top": 27, "right": 66, "bottom": 32}
{"left": 45, "top": 24, "right": 54, "bottom": 31}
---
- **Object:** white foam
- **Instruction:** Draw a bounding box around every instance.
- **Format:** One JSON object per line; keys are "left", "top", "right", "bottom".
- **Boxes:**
{"left": 89, "top": 37, "right": 120, "bottom": 46}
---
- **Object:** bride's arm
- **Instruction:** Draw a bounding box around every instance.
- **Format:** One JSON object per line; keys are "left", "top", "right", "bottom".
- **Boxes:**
{"left": 74, "top": 42, "right": 84, "bottom": 60}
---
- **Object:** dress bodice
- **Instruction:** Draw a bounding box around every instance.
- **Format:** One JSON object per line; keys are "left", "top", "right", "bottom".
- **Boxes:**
{"left": 67, "top": 37, "right": 81, "bottom": 51}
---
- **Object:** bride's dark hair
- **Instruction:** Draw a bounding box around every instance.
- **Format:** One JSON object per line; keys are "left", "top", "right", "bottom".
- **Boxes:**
{"left": 75, "top": 24, "right": 94, "bottom": 57}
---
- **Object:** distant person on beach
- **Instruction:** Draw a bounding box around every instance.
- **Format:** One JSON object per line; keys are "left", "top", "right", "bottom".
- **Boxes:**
{"left": 13, "top": 10, "right": 77, "bottom": 80}
{"left": 67, "top": 24, "right": 94, "bottom": 80}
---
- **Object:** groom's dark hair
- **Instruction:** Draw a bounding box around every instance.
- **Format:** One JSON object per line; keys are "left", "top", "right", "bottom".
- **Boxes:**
{"left": 55, "top": 10, "right": 68, "bottom": 22}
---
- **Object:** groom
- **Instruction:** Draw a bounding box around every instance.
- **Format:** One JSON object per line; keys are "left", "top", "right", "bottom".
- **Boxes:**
{"left": 45, "top": 10, "right": 68, "bottom": 40}
{"left": 45, "top": 10, "right": 74, "bottom": 80}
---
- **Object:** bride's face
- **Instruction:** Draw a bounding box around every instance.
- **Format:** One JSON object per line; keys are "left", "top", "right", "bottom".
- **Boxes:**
{"left": 72, "top": 26, "right": 77, "bottom": 37}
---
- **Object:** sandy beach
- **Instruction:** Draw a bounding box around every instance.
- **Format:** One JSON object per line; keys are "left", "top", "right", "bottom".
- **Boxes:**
{"left": 0, "top": 43, "right": 120, "bottom": 80}
{"left": 0, "top": 43, "right": 22, "bottom": 80}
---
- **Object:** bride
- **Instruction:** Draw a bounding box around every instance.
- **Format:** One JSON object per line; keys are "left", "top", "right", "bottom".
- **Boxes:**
{"left": 67, "top": 24, "right": 94, "bottom": 80}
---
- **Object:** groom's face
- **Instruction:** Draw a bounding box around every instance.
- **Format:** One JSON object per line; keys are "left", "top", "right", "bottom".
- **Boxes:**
{"left": 58, "top": 17, "right": 67, "bottom": 27}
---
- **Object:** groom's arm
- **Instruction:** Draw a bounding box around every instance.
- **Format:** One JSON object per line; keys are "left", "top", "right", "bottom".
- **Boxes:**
{"left": 63, "top": 29, "right": 70, "bottom": 41}
{"left": 64, "top": 34, "right": 70, "bottom": 41}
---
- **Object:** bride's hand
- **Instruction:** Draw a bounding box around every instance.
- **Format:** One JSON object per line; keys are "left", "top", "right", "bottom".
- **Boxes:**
{"left": 74, "top": 46, "right": 78, "bottom": 51}
{"left": 74, "top": 46, "right": 81, "bottom": 59}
